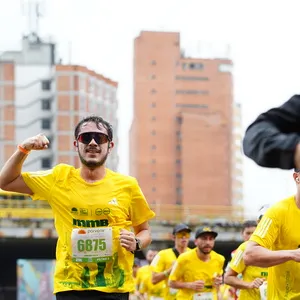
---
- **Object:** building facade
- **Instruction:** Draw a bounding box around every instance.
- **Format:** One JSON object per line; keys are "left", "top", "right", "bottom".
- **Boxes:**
{"left": 130, "top": 31, "right": 238, "bottom": 213}
{"left": 0, "top": 34, "right": 118, "bottom": 171}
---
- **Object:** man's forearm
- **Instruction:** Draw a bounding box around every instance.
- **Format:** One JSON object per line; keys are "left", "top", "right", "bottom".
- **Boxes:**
{"left": 169, "top": 280, "right": 190, "bottom": 290}
{"left": 244, "top": 246, "right": 294, "bottom": 268}
{"left": 135, "top": 229, "right": 152, "bottom": 249}
{"left": 224, "top": 275, "right": 251, "bottom": 290}
{"left": 0, "top": 150, "right": 28, "bottom": 188}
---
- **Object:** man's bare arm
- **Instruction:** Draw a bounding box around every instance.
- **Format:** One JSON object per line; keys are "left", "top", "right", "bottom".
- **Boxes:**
{"left": 244, "top": 241, "right": 299, "bottom": 268}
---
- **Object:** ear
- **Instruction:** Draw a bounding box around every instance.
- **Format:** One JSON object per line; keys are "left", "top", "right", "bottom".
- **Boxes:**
{"left": 108, "top": 141, "right": 114, "bottom": 151}
{"left": 293, "top": 172, "right": 299, "bottom": 183}
{"left": 73, "top": 140, "right": 78, "bottom": 148}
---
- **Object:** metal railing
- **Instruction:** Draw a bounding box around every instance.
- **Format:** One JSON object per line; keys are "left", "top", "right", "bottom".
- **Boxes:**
{"left": 0, "top": 199, "right": 244, "bottom": 224}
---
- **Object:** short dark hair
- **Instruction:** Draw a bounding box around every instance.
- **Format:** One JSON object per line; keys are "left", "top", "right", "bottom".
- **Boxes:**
{"left": 242, "top": 220, "right": 257, "bottom": 232}
{"left": 74, "top": 115, "right": 113, "bottom": 141}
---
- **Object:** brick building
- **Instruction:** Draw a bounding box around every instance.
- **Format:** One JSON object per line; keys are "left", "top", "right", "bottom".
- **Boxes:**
{"left": 130, "top": 31, "right": 240, "bottom": 211}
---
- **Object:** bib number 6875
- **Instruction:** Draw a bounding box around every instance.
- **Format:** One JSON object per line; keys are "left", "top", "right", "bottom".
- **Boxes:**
{"left": 77, "top": 239, "right": 106, "bottom": 252}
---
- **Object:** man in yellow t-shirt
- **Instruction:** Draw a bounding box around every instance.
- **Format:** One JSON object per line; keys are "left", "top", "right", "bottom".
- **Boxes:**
{"left": 169, "top": 227, "right": 224, "bottom": 300}
{"left": 0, "top": 116, "right": 155, "bottom": 300}
{"left": 151, "top": 223, "right": 191, "bottom": 300}
{"left": 224, "top": 217, "right": 268, "bottom": 300}
{"left": 244, "top": 180, "right": 300, "bottom": 299}
{"left": 136, "top": 249, "right": 165, "bottom": 299}
{"left": 224, "top": 241, "right": 267, "bottom": 299}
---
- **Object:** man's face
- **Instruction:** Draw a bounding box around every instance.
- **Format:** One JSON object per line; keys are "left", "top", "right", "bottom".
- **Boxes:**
{"left": 75, "top": 122, "right": 112, "bottom": 168}
{"left": 174, "top": 230, "right": 190, "bottom": 248}
{"left": 242, "top": 226, "right": 256, "bottom": 241}
{"left": 195, "top": 233, "right": 215, "bottom": 254}
{"left": 146, "top": 250, "right": 158, "bottom": 264}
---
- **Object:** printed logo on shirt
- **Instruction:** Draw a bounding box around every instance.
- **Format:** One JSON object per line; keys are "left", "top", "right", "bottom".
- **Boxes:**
{"left": 73, "top": 218, "right": 109, "bottom": 227}
{"left": 108, "top": 198, "right": 118, "bottom": 206}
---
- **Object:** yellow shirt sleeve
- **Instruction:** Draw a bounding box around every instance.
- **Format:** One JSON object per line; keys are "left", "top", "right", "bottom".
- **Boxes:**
{"left": 129, "top": 178, "right": 155, "bottom": 226}
{"left": 169, "top": 258, "right": 183, "bottom": 281}
{"left": 22, "top": 166, "right": 59, "bottom": 201}
{"left": 229, "top": 242, "right": 246, "bottom": 274}
{"left": 151, "top": 251, "right": 165, "bottom": 273}
{"left": 250, "top": 206, "right": 279, "bottom": 249}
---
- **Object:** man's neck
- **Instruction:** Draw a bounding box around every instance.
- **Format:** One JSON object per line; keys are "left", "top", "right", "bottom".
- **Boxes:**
{"left": 175, "top": 245, "right": 187, "bottom": 254}
{"left": 196, "top": 248, "right": 210, "bottom": 262}
{"left": 80, "top": 165, "right": 106, "bottom": 183}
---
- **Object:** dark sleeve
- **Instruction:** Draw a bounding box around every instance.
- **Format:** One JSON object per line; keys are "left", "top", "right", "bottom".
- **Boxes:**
{"left": 243, "top": 95, "right": 300, "bottom": 169}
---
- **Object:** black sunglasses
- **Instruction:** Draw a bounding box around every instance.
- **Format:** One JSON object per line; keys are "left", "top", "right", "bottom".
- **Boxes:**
{"left": 77, "top": 132, "right": 110, "bottom": 145}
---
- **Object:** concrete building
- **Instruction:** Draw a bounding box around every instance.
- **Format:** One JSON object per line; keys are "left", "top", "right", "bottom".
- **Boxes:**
{"left": 0, "top": 33, "right": 118, "bottom": 171}
{"left": 130, "top": 31, "right": 239, "bottom": 218}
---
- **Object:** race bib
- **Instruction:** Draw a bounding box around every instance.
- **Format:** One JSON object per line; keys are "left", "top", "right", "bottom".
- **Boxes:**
{"left": 169, "top": 288, "right": 178, "bottom": 296}
{"left": 71, "top": 227, "right": 113, "bottom": 263}
{"left": 149, "top": 297, "right": 164, "bottom": 300}
{"left": 193, "top": 292, "right": 213, "bottom": 300}
{"left": 259, "top": 281, "right": 267, "bottom": 300}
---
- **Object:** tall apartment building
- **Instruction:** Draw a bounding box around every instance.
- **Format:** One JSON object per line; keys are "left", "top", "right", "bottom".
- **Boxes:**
{"left": 0, "top": 33, "right": 118, "bottom": 171}
{"left": 130, "top": 31, "right": 236, "bottom": 208}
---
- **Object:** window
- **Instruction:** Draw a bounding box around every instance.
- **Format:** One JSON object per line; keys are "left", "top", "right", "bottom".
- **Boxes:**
{"left": 151, "top": 130, "right": 156, "bottom": 136}
{"left": 176, "top": 116, "right": 183, "bottom": 124}
{"left": 176, "top": 90, "right": 209, "bottom": 95}
{"left": 189, "top": 63, "right": 204, "bottom": 70}
{"left": 152, "top": 187, "right": 156, "bottom": 192}
{"left": 41, "top": 119, "right": 51, "bottom": 130}
{"left": 150, "top": 74, "right": 156, "bottom": 80}
{"left": 176, "top": 187, "right": 182, "bottom": 195}
{"left": 41, "top": 80, "right": 51, "bottom": 91}
{"left": 151, "top": 60, "right": 156, "bottom": 65}
{"left": 176, "top": 159, "right": 181, "bottom": 164}
{"left": 176, "top": 173, "right": 182, "bottom": 179}
{"left": 176, "top": 103, "right": 208, "bottom": 108}
{"left": 41, "top": 98, "right": 51, "bottom": 110}
{"left": 151, "top": 116, "right": 156, "bottom": 121}
{"left": 176, "top": 145, "right": 181, "bottom": 151}
{"left": 41, "top": 158, "right": 52, "bottom": 169}
{"left": 151, "top": 159, "right": 156, "bottom": 164}
{"left": 151, "top": 145, "right": 156, "bottom": 150}
{"left": 175, "top": 76, "right": 208, "bottom": 81}
{"left": 151, "top": 89, "right": 157, "bottom": 94}
{"left": 151, "top": 103, "right": 156, "bottom": 108}
{"left": 219, "top": 64, "right": 232, "bottom": 73}
{"left": 152, "top": 173, "right": 156, "bottom": 178}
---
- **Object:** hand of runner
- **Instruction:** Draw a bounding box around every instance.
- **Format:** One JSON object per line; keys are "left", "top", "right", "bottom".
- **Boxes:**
{"left": 20, "top": 133, "right": 49, "bottom": 151}
{"left": 248, "top": 278, "right": 265, "bottom": 289}
{"left": 119, "top": 229, "right": 136, "bottom": 252}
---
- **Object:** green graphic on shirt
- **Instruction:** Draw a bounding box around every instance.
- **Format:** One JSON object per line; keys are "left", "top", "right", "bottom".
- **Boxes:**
{"left": 95, "top": 262, "right": 106, "bottom": 287}
{"left": 81, "top": 266, "right": 90, "bottom": 288}
{"left": 111, "top": 252, "right": 125, "bottom": 288}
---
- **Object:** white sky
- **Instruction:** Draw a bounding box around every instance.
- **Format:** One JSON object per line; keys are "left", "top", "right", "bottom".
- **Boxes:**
{"left": 1, "top": 0, "right": 299, "bottom": 216}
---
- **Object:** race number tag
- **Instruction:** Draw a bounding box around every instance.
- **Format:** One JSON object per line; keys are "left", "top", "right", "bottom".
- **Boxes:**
{"left": 193, "top": 292, "right": 213, "bottom": 300}
{"left": 169, "top": 288, "right": 178, "bottom": 296}
{"left": 259, "top": 281, "right": 267, "bottom": 300}
{"left": 71, "top": 227, "right": 112, "bottom": 263}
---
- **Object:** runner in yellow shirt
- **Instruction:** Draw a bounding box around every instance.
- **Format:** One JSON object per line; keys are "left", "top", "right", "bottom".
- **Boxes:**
{"left": 224, "top": 241, "right": 267, "bottom": 299}
{"left": 244, "top": 181, "right": 300, "bottom": 299}
{"left": 224, "top": 216, "right": 268, "bottom": 300}
{"left": 0, "top": 116, "right": 155, "bottom": 300}
{"left": 169, "top": 227, "right": 224, "bottom": 300}
{"left": 151, "top": 223, "right": 191, "bottom": 300}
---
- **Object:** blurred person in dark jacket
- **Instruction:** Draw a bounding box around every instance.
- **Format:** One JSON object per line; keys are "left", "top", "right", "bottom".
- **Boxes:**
{"left": 243, "top": 95, "right": 300, "bottom": 169}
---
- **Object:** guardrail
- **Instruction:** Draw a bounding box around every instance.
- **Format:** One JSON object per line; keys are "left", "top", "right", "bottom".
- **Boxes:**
{"left": 0, "top": 200, "right": 244, "bottom": 224}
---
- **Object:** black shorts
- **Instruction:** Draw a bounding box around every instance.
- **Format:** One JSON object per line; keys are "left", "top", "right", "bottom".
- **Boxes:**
{"left": 56, "top": 290, "right": 129, "bottom": 300}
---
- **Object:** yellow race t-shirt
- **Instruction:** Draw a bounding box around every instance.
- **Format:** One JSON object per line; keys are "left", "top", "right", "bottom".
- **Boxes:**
{"left": 229, "top": 241, "right": 267, "bottom": 300}
{"left": 250, "top": 196, "right": 300, "bottom": 300}
{"left": 151, "top": 247, "right": 190, "bottom": 300}
{"left": 169, "top": 248, "right": 225, "bottom": 300}
{"left": 138, "top": 265, "right": 165, "bottom": 299}
{"left": 22, "top": 164, "right": 155, "bottom": 294}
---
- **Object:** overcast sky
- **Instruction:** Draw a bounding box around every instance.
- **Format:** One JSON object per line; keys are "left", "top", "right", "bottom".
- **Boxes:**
{"left": 1, "top": 0, "right": 300, "bottom": 216}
